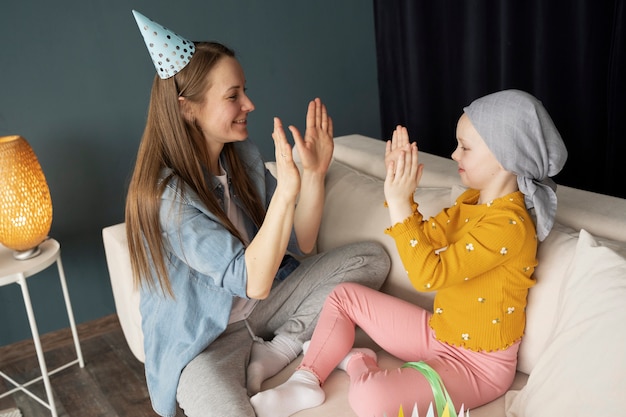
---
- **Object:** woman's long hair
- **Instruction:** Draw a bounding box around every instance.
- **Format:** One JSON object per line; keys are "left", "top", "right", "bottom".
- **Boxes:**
{"left": 125, "top": 42, "right": 265, "bottom": 297}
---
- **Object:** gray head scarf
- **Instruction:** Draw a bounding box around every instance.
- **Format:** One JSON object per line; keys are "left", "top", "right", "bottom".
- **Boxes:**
{"left": 463, "top": 90, "right": 568, "bottom": 241}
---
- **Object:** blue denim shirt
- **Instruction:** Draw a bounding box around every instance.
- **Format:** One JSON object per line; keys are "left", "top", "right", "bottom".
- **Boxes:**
{"left": 140, "top": 140, "right": 302, "bottom": 417}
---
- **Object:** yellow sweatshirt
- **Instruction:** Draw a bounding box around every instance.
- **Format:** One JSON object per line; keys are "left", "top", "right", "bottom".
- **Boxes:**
{"left": 385, "top": 189, "right": 537, "bottom": 352}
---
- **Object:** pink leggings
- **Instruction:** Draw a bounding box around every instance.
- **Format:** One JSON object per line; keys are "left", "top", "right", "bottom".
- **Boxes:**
{"left": 299, "top": 282, "right": 519, "bottom": 417}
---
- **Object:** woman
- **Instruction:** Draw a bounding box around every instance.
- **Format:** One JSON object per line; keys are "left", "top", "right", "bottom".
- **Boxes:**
{"left": 126, "top": 11, "right": 390, "bottom": 417}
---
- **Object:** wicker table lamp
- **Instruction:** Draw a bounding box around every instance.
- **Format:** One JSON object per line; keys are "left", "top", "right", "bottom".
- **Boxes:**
{"left": 0, "top": 135, "right": 53, "bottom": 260}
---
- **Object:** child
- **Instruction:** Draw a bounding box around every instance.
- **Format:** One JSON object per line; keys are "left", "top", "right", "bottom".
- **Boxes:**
{"left": 126, "top": 11, "right": 390, "bottom": 417}
{"left": 251, "top": 89, "right": 567, "bottom": 417}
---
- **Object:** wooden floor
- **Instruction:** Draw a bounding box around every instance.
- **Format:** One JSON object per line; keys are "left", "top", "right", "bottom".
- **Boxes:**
{"left": 0, "top": 314, "right": 174, "bottom": 417}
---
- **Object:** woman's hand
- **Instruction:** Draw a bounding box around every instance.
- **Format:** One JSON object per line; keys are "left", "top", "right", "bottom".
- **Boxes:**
{"left": 285, "top": 98, "right": 333, "bottom": 253}
{"left": 272, "top": 117, "right": 301, "bottom": 202}
{"left": 244, "top": 117, "right": 300, "bottom": 300}
{"left": 290, "top": 98, "right": 334, "bottom": 175}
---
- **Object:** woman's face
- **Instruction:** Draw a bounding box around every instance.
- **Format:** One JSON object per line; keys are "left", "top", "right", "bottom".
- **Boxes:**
{"left": 192, "top": 56, "right": 255, "bottom": 148}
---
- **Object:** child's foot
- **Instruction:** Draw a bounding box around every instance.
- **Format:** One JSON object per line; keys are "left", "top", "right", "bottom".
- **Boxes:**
{"left": 250, "top": 370, "right": 325, "bottom": 417}
{"left": 302, "top": 341, "right": 377, "bottom": 372}
{"left": 337, "top": 348, "right": 377, "bottom": 371}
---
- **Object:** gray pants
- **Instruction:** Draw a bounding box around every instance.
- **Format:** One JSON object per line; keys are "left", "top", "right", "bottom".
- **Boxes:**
{"left": 176, "top": 241, "right": 390, "bottom": 417}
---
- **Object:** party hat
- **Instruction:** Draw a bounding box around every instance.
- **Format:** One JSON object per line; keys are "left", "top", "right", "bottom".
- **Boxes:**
{"left": 132, "top": 10, "right": 195, "bottom": 79}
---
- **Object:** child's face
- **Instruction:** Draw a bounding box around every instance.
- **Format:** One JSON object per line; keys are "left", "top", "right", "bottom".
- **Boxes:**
{"left": 452, "top": 114, "right": 506, "bottom": 191}
{"left": 192, "top": 57, "right": 255, "bottom": 149}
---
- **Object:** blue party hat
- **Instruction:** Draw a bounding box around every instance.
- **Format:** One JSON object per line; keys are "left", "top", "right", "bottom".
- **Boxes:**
{"left": 132, "top": 10, "right": 195, "bottom": 79}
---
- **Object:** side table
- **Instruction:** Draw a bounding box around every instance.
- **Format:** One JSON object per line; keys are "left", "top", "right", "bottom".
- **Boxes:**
{"left": 0, "top": 238, "right": 84, "bottom": 417}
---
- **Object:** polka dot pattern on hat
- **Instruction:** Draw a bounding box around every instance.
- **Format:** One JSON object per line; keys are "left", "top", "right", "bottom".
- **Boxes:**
{"left": 133, "top": 10, "right": 195, "bottom": 79}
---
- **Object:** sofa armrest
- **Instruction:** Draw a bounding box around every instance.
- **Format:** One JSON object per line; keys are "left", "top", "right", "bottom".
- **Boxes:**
{"left": 102, "top": 223, "right": 145, "bottom": 362}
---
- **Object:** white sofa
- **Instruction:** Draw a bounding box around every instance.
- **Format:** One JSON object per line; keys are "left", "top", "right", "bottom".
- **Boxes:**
{"left": 103, "top": 134, "right": 626, "bottom": 416}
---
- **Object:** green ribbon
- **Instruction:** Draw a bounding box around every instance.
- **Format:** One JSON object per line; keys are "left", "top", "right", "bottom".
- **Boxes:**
{"left": 402, "top": 361, "right": 457, "bottom": 417}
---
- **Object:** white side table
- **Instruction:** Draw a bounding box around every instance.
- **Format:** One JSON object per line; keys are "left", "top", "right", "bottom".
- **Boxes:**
{"left": 0, "top": 238, "right": 85, "bottom": 417}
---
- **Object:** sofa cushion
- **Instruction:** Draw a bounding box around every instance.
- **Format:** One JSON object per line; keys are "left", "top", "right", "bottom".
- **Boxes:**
{"left": 518, "top": 223, "right": 626, "bottom": 375}
{"left": 505, "top": 229, "right": 626, "bottom": 416}
{"left": 516, "top": 223, "right": 578, "bottom": 375}
{"left": 555, "top": 185, "right": 626, "bottom": 243}
{"left": 316, "top": 161, "right": 452, "bottom": 310}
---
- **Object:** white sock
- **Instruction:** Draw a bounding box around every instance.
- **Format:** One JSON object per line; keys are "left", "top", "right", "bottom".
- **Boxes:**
{"left": 250, "top": 370, "right": 325, "bottom": 417}
{"left": 303, "top": 340, "right": 377, "bottom": 371}
{"left": 247, "top": 334, "right": 301, "bottom": 395}
{"left": 337, "top": 348, "right": 377, "bottom": 371}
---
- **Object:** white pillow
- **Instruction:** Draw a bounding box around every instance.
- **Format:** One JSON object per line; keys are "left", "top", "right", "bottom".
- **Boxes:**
{"left": 505, "top": 229, "right": 626, "bottom": 416}
{"left": 516, "top": 223, "right": 578, "bottom": 375}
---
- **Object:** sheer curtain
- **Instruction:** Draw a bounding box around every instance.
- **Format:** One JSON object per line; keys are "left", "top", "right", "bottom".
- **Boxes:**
{"left": 373, "top": 0, "right": 626, "bottom": 198}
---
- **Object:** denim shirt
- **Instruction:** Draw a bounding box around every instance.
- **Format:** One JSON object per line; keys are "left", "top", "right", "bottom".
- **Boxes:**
{"left": 140, "top": 139, "right": 302, "bottom": 417}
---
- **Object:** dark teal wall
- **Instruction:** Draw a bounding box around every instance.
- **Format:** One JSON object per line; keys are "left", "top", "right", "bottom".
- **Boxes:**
{"left": 0, "top": 0, "right": 380, "bottom": 345}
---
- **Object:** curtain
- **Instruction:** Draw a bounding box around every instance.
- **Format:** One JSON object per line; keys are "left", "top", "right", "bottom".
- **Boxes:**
{"left": 374, "top": 0, "right": 626, "bottom": 198}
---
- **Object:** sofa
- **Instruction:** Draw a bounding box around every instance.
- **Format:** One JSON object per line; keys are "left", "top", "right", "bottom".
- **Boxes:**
{"left": 103, "top": 134, "right": 626, "bottom": 416}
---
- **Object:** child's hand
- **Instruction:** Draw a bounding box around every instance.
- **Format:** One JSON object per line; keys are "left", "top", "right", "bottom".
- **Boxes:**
{"left": 385, "top": 125, "right": 412, "bottom": 170}
{"left": 384, "top": 142, "right": 424, "bottom": 225}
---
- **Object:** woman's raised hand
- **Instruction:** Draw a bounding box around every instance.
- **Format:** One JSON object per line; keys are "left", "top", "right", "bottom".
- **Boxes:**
{"left": 272, "top": 117, "right": 301, "bottom": 201}
{"left": 290, "top": 98, "right": 334, "bottom": 175}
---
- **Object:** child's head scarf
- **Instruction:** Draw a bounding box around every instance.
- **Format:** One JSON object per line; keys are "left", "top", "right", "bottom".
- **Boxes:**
{"left": 464, "top": 89, "right": 568, "bottom": 241}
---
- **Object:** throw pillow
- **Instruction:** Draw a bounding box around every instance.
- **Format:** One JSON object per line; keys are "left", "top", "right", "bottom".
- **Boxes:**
{"left": 505, "top": 229, "right": 626, "bottom": 416}
{"left": 516, "top": 223, "right": 578, "bottom": 375}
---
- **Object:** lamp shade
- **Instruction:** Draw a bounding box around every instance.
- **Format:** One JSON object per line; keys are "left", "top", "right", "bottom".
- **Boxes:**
{"left": 0, "top": 135, "right": 53, "bottom": 257}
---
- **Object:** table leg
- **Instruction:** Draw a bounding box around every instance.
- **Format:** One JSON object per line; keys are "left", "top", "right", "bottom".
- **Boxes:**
{"left": 17, "top": 274, "right": 58, "bottom": 417}
{"left": 55, "top": 257, "right": 84, "bottom": 368}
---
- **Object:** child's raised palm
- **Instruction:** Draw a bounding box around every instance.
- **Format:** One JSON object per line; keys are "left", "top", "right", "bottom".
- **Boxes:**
{"left": 384, "top": 126, "right": 424, "bottom": 225}
{"left": 385, "top": 125, "right": 413, "bottom": 169}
